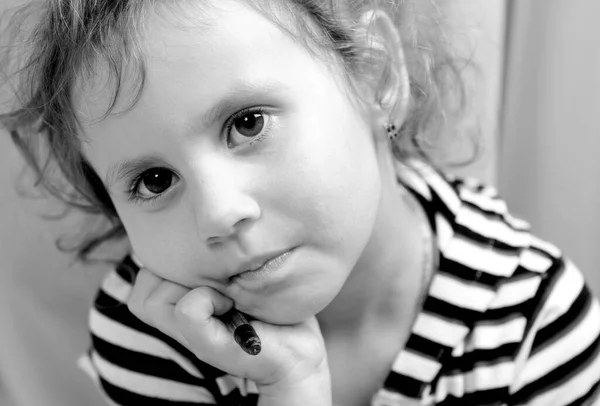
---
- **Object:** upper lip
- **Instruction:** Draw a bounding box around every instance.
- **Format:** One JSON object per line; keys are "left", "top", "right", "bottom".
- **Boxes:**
{"left": 232, "top": 248, "right": 293, "bottom": 277}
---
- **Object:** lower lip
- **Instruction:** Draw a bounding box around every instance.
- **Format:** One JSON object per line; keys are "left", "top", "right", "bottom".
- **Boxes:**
{"left": 233, "top": 249, "right": 295, "bottom": 283}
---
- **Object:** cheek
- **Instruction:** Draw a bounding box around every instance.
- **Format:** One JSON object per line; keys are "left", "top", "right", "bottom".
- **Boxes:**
{"left": 116, "top": 207, "right": 202, "bottom": 283}
{"left": 266, "top": 107, "right": 382, "bottom": 255}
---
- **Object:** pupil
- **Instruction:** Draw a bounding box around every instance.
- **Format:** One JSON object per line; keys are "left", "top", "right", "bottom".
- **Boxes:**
{"left": 143, "top": 170, "right": 172, "bottom": 194}
{"left": 235, "top": 113, "right": 264, "bottom": 137}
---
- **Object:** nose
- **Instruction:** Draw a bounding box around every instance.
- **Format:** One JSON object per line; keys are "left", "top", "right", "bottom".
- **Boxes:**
{"left": 189, "top": 161, "right": 261, "bottom": 245}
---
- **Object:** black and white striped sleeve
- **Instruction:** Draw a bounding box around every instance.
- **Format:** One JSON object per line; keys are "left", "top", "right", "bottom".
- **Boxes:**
{"left": 78, "top": 260, "right": 220, "bottom": 405}
{"left": 508, "top": 247, "right": 600, "bottom": 406}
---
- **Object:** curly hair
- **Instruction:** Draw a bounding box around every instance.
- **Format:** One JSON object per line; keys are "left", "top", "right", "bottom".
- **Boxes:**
{"left": 0, "top": 0, "right": 474, "bottom": 263}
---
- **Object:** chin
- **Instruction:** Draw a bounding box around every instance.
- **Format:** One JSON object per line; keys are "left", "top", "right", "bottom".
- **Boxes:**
{"left": 232, "top": 254, "right": 350, "bottom": 325}
{"left": 246, "top": 294, "right": 330, "bottom": 326}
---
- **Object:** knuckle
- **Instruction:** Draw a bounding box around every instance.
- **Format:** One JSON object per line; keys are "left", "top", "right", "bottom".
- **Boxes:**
{"left": 143, "top": 294, "right": 163, "bottom": 311}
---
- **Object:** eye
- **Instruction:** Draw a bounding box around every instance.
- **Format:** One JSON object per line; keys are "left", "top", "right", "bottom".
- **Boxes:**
{"left": 128, "top": 168, "right": 179, "bottom": 203}
{"left": 227, "top": 108, "right": 272, "bottom": 148}
{"left": 235, "top": 113, "right": 265, "bottom": 137}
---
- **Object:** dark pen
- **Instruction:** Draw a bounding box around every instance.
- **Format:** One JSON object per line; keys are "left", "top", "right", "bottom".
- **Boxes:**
{"left": 223, "top": 309, "right": 262, "bottom": 356}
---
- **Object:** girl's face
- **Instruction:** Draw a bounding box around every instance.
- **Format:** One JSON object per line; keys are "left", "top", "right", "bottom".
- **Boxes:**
{"left": 77, "top": 0, "right": 386, "bottom": 324}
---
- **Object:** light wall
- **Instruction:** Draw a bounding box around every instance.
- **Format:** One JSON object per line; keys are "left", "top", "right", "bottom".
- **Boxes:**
{"left": 500, "top": 0, "right": 600, "bottom": 294}
{"left": 440, "top": 0, "right": 506, "bottom": 185}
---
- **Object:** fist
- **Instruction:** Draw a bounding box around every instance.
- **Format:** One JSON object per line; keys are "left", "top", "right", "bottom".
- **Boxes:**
{"left": 127, "top": 268, "right": 329, "bottom": 388}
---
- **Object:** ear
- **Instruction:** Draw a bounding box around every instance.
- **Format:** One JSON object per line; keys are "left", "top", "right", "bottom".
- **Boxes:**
{"left": 357, "top": 9, "right": 410, "bottom": 132}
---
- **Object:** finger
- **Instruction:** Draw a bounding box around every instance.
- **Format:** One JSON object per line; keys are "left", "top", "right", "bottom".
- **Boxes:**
{"left": 127, "top": 268, "right": 163, "bottom": 325}
{"left": 142, "top": 280, "right": 191, "bottom": 344}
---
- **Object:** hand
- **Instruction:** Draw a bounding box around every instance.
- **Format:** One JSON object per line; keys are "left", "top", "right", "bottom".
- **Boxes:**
{"left": 127, "top": 268, "right": 331, "bottom": 404}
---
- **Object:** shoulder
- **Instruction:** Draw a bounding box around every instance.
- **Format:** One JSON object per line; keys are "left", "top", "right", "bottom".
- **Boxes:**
{"left": 401, "top": 159, "right": 534, "bottom": 286}
{"left": 506, "top": 254, "right": 600, "bottom": 405}
{"left": 412, "top": 163, "right": 600, "bottom": 405}
{"left": 427, "top": 163, "right": 596, "bottom": 341}
{"left": 398, "top": 159, "right": 530, "bottom": 237}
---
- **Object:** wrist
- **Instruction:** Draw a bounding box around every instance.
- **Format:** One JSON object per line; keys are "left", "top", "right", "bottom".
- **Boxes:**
{"left": 257, "top": 361, "right": 331, "bottom": 406}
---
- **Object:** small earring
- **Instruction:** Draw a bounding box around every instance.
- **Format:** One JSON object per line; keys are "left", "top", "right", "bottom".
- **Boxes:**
{"left": 386, "top": 122, "right": 399, "bottom": 141}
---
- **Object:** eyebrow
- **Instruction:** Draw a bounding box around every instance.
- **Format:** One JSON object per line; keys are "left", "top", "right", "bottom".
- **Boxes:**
{"left": 200, "top": 80, "right": 288, "bottom": 130}
{"left": 104, "top": 80, "right": 289, "bottom": 189}
{"left": 104, "top": 155, "right": 168, "bottom": 189}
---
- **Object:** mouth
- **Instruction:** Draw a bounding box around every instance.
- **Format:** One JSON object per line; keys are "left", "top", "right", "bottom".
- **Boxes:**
{"left": 230, "top": 248, "right": 295, "bottom": 283}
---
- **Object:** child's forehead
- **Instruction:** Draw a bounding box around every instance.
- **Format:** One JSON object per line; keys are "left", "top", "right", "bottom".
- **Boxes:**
{"left": 72, "top": 0, "right": 341, "bottom": 127}
{"left": 73, "top": 0, "right": 310, "bottom": 118}
{"left": 147, "top": 0, "right": 310, "bottom": 48}
{"left": 146, "top": 1, "right": 280, "bottom": 47}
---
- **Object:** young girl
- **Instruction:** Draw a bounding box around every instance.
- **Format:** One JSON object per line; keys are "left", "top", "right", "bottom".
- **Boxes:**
{"left": 2, "top": 0, "right": 599, "bottom": 405}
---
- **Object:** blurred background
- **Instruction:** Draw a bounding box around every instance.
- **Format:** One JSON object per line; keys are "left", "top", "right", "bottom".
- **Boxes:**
{"left": 0, "top": 0, "right": 598, "bottom": 405}
{"left": 446, "top": 0, "right": 600, "bottom": 295}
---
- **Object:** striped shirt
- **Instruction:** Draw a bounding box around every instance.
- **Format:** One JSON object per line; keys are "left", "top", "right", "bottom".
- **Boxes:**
{"left": 80, "top": 158, "right": 600, "bottom": 405}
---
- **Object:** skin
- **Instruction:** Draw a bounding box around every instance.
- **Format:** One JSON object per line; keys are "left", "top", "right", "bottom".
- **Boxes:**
{"left": 75, "top": 1, "right": 432, "bottom": 403}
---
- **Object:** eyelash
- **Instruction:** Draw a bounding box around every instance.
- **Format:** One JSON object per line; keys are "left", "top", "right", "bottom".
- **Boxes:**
{"left": 126, "top": 106, "right": 273, "bottom": 205}
{"left": 127, "top": 172, "right": 170, "bottom": 205}
{"left": 225, "top": 106, "right": 272, "bottom": 147}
